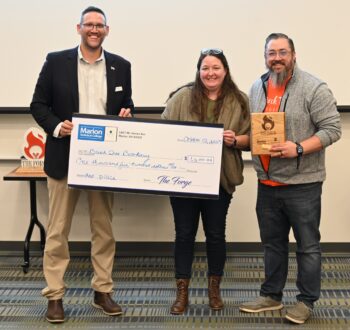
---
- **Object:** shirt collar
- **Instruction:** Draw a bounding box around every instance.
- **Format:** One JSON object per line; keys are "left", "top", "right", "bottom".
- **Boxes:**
{"left": 78, "top": 46, "right": 105, "bottom": 63}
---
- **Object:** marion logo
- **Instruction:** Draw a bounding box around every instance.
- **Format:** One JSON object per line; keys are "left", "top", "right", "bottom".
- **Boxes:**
{"left": 78, "top": 124, "right": 105, "bottom": 141}
{"left": 23, "top": 127, "right": 46, "bottom": 160}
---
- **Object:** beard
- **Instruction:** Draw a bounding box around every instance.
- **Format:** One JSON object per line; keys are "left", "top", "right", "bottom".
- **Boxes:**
{"left": 266, "top": 60, "right": 294, "bottom": 86}
{"left": 269, "top": 69, "right": 289, "bottom": 86}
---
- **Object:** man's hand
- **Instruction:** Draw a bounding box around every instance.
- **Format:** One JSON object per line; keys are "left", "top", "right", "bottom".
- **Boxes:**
{"left": 59, "top": 120, "right": 74, "bottom": 137}
{"left": 270, "top": 141, "right": 298, "bottom": 158}
{"left": 119, "top": 108, "right": 132, "bottom": 117}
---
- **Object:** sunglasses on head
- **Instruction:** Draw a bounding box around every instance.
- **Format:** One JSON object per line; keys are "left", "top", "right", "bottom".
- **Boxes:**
{"left": 201, "top": 48, "right": 223, "bottom": 55}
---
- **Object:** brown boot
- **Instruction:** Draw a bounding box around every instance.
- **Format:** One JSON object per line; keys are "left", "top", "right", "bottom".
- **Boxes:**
{"left": 46, "top": 299, "right": 65, "bottom": 323}
{"left": 208, "top": 275, "right": 224, "bottom": 310}
{"left": 170, "top": 279, "right": 190, "bottom": 315}
{"left": 92, "top": 291, "right": 123, "bottom": 316}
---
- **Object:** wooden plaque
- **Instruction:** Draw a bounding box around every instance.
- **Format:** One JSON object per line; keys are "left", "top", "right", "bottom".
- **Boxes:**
{"left": 251, "top": 112, "right": 285, "bottom": 155}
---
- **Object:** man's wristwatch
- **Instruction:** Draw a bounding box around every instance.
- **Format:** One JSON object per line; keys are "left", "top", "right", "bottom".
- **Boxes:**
{"left": 295, "top": 142, "right": 304, "bottom": 169}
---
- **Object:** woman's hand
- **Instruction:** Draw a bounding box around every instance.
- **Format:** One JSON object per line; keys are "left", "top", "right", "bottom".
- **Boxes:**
{"left": 223, "top": 130, "right": 237, "bottom": 147}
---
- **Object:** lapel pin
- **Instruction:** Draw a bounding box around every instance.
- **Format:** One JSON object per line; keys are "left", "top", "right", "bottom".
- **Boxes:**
{"left": 111, "top": 66, "right": 115, "bottom": 70}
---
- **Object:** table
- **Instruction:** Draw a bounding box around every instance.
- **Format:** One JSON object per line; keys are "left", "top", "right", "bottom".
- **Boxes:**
{"left": 3, "top": 167, "right": 47, "bottom": 273}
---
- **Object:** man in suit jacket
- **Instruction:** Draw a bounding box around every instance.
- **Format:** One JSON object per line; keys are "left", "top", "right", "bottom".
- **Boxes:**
{"left": 30, "top": 6, "right": 134, "bottom": 323}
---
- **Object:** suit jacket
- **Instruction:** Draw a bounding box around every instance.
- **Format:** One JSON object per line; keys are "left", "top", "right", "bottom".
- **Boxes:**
{"left": 30, "top": 47, "right": 134, "bottom": 179}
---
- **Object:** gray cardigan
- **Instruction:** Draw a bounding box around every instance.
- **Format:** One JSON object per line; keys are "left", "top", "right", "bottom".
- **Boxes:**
{"left": 249, "top": 66, "right": 341, "bottom": 184}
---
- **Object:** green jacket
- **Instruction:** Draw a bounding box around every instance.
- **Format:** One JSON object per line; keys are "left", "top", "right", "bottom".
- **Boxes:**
{"left": 162, "top": 87, "right": 250, "bottom": 194}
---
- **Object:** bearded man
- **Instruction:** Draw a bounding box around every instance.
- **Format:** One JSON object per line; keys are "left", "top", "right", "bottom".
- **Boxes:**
{"left": 239, "top": 33, "right": 341, "bottom": 325}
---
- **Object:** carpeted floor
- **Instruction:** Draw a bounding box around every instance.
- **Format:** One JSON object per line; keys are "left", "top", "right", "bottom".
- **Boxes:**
{"left": 0, "top": 253, "right": 349, "bottom": 329}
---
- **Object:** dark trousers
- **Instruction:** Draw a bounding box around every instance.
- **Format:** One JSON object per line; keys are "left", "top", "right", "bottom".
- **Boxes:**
{"left": 256, "top": 181, "right": 322, "bottom": 308}
{"left": 170, "top": 187, "right": 232, "bottom": 279}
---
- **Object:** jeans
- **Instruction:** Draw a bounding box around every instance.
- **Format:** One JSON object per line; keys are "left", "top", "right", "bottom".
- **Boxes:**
{"left": 256, "top": 181, "right": 322, "bottom": 308}
{"left": 170, "top": 187, "right": 232, "bottom": 279}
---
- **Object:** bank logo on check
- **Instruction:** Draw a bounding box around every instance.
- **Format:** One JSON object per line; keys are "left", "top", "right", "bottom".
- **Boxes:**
{"left": 78, "top": 124, "right": 105, "bottom": 141}
{"left": 78, "top": 124, "right": 118, "bottom": 142}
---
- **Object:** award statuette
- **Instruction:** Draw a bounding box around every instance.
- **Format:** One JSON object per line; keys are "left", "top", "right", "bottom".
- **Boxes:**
{"left": 15, "top": 127, "right": 46, "bottom": 174}
{"left": 251, "top": 112, "right": 285, "bottom": 155}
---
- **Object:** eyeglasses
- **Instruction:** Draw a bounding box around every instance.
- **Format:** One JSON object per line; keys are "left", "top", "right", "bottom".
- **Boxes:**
{"left": 82, "top": 23, "right": 106, "bottom": 31}
{"left": 266, "top": 50, "right": 291, "bottom": 59}
{"left": 201, "top": 48, "right": 223, "bottom": 55}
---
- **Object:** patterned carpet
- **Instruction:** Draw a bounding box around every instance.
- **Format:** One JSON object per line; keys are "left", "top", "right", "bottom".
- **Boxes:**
{"left": 0, "top": 253, "right": 349, "bottom": 329}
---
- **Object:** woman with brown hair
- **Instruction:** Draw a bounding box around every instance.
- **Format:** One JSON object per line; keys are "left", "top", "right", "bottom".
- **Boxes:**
{"left": 162, "top": 49, "right": 250, "bottom": 314}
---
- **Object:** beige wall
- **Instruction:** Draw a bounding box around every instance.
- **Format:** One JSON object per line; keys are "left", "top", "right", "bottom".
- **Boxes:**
{"left": 1, "top": 0, "right": 350, "bottom": 106}
{"left": 1, "top": 114, "right": 349, "bottom": 243}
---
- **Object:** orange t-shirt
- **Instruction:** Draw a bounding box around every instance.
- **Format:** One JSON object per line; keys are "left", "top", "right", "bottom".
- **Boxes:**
{"left": 259, "top": 78, "right": 288, "bottom": 186}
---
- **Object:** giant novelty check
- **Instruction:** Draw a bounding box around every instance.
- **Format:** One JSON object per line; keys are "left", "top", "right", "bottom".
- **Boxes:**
{"left": 68, "top": 114, "right": 224, "bottom": 198}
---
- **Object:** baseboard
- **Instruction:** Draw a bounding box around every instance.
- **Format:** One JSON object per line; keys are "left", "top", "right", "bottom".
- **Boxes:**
{"left": 0, "top": 241, "right": 349, "bottom": 257}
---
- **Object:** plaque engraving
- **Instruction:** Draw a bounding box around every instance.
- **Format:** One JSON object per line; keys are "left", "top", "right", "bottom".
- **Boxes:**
{"left": 251, "top": 112, "right": 285, "bottom": 155}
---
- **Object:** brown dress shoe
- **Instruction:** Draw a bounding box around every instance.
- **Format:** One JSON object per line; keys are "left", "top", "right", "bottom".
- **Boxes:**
{"left": 170, "top": 279, "right": 190, "bottom": 315}
{"left": 208, "top": 275, "right": 224, "bottom": 310}
{"left": 46, "top": 299, "right": 65, "bottom": 323}
{"left": 93, "top": 291, "right": 123, "bottom": 316}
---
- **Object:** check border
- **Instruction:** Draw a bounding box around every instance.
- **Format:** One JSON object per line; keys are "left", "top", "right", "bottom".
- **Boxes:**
{"left": 68, "top": 113, "right": 223, "bottom": 199}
